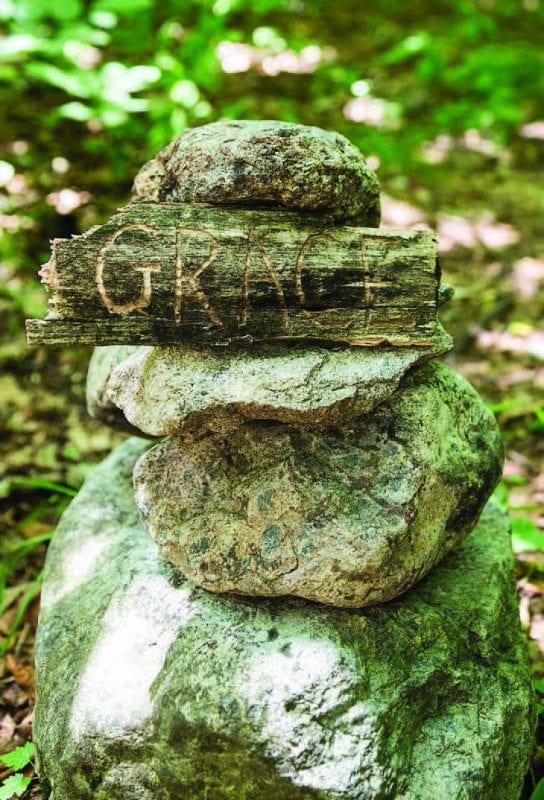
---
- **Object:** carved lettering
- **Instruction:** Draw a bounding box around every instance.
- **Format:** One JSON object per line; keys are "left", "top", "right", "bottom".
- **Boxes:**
{"left": 174, "top": 227, "right": 224, "bottom": 327}
{"left": 239, "top": 231, "right": 289, "bottom": 328}
{"left": 294, "top": 233, "right": 354, "bottom": 331}
{"left": 360, "top": 236, "right": 395, "bottom": 331}
{"left": 28, "top": 203, "right": 439, "bottom": 347}
{"left": 96, "top": 224, "right": 161, "bottom": 315}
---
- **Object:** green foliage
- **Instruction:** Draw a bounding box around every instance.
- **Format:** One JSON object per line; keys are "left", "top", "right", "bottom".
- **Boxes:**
{"left": 0, "top": 479, "right": 74, "bottom": 655}
{"left": 0, "top": 742, "right": 35, "bottom": 772}
{"left": 0, "top": 773, "right": 31, "bottom": 800}
{"left": 493, "top": 482, "right": 542, "bottom": 555}
{"left": 529, "top": 779, "right": 544, "bottom": 800}
{"left": 0, "top": 743, "right": 35, "bottom": 800}
{"left": 511, "top": 517, "right": 544, "bottom": 555}
{"left": 0, "top": 0, "right": 542, "bottom": 187}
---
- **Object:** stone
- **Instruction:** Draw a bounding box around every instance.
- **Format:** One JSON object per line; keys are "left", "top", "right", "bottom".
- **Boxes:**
{"left": 84, "top": 344, "right": 145, "bottom": 435}
{"left": 86, "top": 325, "right": 452, "bottom": 435}
{"left": 34, "top": 438, "right": 534, "bottom": 800}
{"left": 133, "top": 362, "right": 503, "bottom": 607}
{"left": 132, "top": 120, "right": 381, "bottom": 225}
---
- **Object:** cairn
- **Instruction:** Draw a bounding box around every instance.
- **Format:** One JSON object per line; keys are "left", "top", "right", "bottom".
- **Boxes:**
{"left": 29, "top": 121, "right": 533, "bottom": 800}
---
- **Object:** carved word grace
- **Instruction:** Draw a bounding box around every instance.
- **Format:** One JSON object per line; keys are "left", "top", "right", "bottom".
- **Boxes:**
{"left": 26, "top": 203, "right": 439, "bottom": 347}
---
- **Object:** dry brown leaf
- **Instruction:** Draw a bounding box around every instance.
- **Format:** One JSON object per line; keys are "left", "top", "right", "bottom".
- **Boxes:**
{"left": 5, "top": 655, "right": 35, "bottom": 691}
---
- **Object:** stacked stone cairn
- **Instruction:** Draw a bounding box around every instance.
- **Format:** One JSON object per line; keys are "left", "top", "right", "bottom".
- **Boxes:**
{"left": 34, "top": 122, "right": 534, "bottom": 800}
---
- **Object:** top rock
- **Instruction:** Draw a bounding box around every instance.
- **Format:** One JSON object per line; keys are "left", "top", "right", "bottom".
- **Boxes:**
{"left": 132, "top": 120, "right": 380, "bottom": 225}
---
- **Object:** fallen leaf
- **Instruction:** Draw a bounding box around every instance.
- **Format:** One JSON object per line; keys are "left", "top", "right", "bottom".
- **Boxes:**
{"left": 0, "top": 718, "right": 15, "bottom": 754}
{"left": 4, "top": 657, "right": 34, "bottom": 692}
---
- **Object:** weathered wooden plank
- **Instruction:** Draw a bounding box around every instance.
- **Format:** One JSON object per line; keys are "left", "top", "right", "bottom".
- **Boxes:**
{"left": 26, "top": 312, "right": 437, "bottom": 347}
{"left": 26, "top": 202, "right": 439, "bottom": 347}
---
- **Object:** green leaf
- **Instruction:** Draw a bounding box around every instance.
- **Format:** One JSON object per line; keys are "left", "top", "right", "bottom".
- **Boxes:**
{"left": 504, "top": 474, "right": 527, "bottom": 486}
{"left": 511, "top": 517, "right": 544, "bottom": 554}
{"left": 93, "top": 0, "right": 152, "bottom": 13}
{"left": 17, "top": 0, "right": 82, "bottom": 20}
{"left": 492, "top": 481, "right": 509, "bottom": 511}
{"left": 0, "top": 773, "right": 31, "bottom": 800}
{"left": 0, "top": 572, "right": 43, "bottom": 657}
{"left": 382, "top": 32, "right": 431, "bottom": 65}
{"left": 0, "top": 476, "right": 77, "bottom": 498}
{"left": 0, "top": 742, "right": 35, "bottom": 771}
{"left": 529, "top": 778, "right": 544, "bottom": 800}
{"left": 0, "top": 34, "right": 40, "bottom": 58}
{"left": 25, "top": 63, "right": 94, "bottom": 98}
{"left": 58, "top": 101, "right": 92, "bottom": 121}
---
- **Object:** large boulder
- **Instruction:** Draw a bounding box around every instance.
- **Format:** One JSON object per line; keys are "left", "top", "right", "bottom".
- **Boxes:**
{"left": 132, "top": 120, "right": 381, "bottom": 225}
{"left": 35, "top": 438, "right": 533, "bottom": 800}
{"left": 133, "top": 362, "right": 503, "bottom": 607}
{"left": 86, "top": 326, "right": 451, "bottom": 435}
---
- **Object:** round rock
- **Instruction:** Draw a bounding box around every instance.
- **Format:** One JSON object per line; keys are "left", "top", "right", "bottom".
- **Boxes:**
{"left": 133, "top": 362, "right": 503, "bottom": 607}
{"left": 34, "top": 438, "right": 533, "bottom": 800}
{"left": 86, "top": 326, "right": 451, "bottom": 435}
{"left": 132, "top": 120, "right": 380, "bottom": 225}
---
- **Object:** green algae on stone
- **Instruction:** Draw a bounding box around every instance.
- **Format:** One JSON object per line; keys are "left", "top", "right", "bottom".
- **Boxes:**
{"left": 133, "top": 361, "right": 503, "bottom": 607}
{"left": 86, "top": 325, "right": 452, "bottom": 436}
{"left": 132, "top": 120, "right": 381, "bottom": 226}
{"left": 34, "top": 438, "right": 534, "bottom": 800}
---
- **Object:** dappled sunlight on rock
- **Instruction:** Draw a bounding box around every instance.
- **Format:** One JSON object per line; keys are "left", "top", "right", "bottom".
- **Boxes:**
{"left": 40, "top": 533, "right": 112, "bottom": 611}
{"left": 70, "top": 574, "right": 193, "bottom": 740}
{"left": 239, "top": 640, "right": 377, "bottom": 794}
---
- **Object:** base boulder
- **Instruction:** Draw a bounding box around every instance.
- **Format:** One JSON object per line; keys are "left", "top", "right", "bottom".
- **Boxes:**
{"left": 34, "top": 438, "right": 534, "bottom": 800}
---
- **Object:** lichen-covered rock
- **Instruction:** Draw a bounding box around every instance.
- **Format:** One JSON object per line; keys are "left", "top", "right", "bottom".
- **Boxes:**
{"left": 34, "top": 438, "right": 534, "bottom": 800}
{"left": 132, "top": 120, "right": 381, "bottom": 225}
{"left": 86, "top": 326, "right": 451, "bottom": 435}
{"left": 133, "top": 362, "right": 503, "bottom": 607}
{"left": 84, "top": 345, "right": 145, "bottom": 435}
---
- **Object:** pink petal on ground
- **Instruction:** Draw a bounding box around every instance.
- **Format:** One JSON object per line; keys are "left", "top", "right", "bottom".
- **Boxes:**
{"left": 437, "top": 215, "right": 478, "bottom": 251}
{"left": 476, "top": 328, "right": 544, "bottom": 359}
{"left": 381, "top": 194, "right": 427, "bottom": 228}
{"left": 475, "top": 215, "right": 520, "bottom": 248}
{"left": 511, "top": 257, "right": 544, "bottom": 299}
{"left": 520, "top": 121, "right": 544, "bottom": 140}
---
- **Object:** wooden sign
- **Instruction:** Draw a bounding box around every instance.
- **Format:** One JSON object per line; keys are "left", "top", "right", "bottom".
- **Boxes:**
{"left": 26, "top": 202, "right": 440, "bottom": 347}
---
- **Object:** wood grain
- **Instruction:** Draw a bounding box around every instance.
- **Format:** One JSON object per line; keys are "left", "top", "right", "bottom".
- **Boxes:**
{"left": 26, "top": 202, "right": 439, "bottom": 347}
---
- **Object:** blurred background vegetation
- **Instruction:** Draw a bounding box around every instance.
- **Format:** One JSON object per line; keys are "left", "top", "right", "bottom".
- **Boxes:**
{"left": 0, "top": 0, "right": 543, "bottom": 797}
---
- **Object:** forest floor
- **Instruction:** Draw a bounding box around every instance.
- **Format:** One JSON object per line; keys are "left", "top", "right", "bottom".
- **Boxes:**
{"left": 1, "top": 144, "right": 543, "bottom": 798}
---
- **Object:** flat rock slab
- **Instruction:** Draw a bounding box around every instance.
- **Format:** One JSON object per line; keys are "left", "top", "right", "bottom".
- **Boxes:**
{"left": 132, "top": 120, "right": 381, "bottom": 225}
{"left": 35, "top": 438, "right": 533, "bottom": 800}
{"left": 87, "top": 325, "right": 451, "bottom": 435}
{"left": 133, "top": 362, "right": 502, "bottom": 606}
